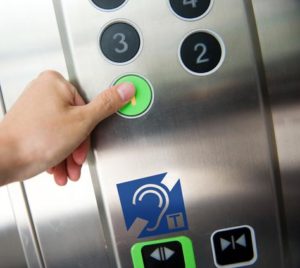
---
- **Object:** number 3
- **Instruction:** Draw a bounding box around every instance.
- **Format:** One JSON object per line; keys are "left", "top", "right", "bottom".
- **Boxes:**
{"left": 194, "top": 43, "right": 210, "bottom": 64}
{"left": 183, "top": 0, "right": 198, "bottom": 8}
{"left": 113, "top": 33, "right": 128, "bottom": 54}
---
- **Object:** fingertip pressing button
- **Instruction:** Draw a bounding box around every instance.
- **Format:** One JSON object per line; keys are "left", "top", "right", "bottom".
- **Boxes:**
{"left": 113, "top": 74, "right": 154, "bottom": 119}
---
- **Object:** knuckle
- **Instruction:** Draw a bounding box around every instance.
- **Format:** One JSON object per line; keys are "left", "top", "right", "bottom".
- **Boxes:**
{"left": 39, "top": 70, "right": 63, "bottom": 80}
{"left": 60, "top": 80, "right": 73, "bottom": 92}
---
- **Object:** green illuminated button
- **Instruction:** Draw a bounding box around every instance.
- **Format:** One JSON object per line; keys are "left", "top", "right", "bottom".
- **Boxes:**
{"left": 114, "top": 74, "right": 153, "bottom": 118}
{"left": 131, "top": 236, "right": 196, "bottom": 268}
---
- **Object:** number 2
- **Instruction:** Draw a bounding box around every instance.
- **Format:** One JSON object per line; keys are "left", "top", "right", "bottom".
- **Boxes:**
{"left": 113, "top": 33, "right": 128, "bottom": 54}
{"left": 183, "top": 0, "right": 198, "bottom": 8}
{"left": 194, "top": 43, "right": 210, "bottom": 64}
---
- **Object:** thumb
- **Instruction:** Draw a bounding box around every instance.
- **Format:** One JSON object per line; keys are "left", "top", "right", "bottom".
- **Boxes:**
{"left": 84, "top": 82, "right": 135, "bottom": 128}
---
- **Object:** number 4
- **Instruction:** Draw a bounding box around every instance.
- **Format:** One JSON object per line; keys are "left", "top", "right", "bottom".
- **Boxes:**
{"left": 183, "top": 0, "right": 198, "bottom": 8}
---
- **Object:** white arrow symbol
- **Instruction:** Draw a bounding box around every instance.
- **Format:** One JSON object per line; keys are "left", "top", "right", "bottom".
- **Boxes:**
{"left": 236, "top": 234, "right": 247, "bottom": 247}
{"left": 220, "top": 238, "right": 231, "bottom": 251}
{"left": 150, "top": 248, "right": 161, "bottom": 261}
{"left": 164, "top": 247, "right": 175, "bottom": 260}
{"left": 150, "top": 247, "right": 175, "bottom": 261}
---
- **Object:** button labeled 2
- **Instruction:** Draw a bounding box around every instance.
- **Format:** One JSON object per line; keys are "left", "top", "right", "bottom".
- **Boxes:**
{"left": 131, "top": 236, "right": 196, "bottom": 268}
{"left": 179, "top": 30, "right": 225, "bottom": 76}
{"left": 100, "top": 22, "right": 141, "bottom": 64}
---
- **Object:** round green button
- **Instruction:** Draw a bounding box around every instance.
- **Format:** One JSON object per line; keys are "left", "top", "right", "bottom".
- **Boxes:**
{"left": 114, "top": 74, "right": 153, "bottom": 118}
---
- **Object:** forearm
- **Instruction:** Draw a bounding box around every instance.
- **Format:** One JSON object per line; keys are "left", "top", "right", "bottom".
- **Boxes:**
{"left": 0, "top": 122, "right": 26, "bottom": 186}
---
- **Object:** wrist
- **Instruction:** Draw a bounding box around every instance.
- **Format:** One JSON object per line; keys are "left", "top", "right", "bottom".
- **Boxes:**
{"left": 0, "top": 122, "right": 28, "bottom": 184}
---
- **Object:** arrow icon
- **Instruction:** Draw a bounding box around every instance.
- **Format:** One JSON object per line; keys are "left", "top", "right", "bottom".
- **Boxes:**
{"left": 131, "top": 96, "right": 137, "bottom": 106}
{"left": 220, "top": 238, "right": 231, "bottom": 251}
{"left": 220, "top": 234, "right": 247, "bottom": 251}
{"left": 151, "top": 247, "right": 175, "bottom": 261}
{"left": 236, "top": 234, "right": 246, "bottom": 247}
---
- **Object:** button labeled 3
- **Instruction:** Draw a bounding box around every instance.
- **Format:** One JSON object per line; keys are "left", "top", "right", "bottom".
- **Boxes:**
{"left": 100, "top": 22, "right": 141, "bottom": 64}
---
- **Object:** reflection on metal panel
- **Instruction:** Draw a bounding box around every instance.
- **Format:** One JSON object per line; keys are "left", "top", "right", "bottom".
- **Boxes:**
{"left": 24, "top": 169, "right": 111, "bottom": 268}
{"left": 0, "top": 187, "right": 27, "bottom": 268}
{"left": 1, "top": 0, "right": 299, "bottom": 267}
{"left": 55, "top": 0, "right": 285, "bottom": 267}
{"left": 253, "top": 0, "right": 300, "bottom": 267}
{"left": 7, "top": 183, "right": 45, "bottom": 268}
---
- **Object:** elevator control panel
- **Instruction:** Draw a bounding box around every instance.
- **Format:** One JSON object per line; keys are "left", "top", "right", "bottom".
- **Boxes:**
{"left": 94, "top": 0, "right": 225, "bottom": 118}
{"left": 54, "top": 0, "right": 284, "bottom": 267}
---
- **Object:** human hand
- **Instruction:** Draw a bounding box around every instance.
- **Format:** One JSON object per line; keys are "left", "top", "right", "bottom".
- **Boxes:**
{"left": 0, "top": 71, "right": 135, "bottom": 186}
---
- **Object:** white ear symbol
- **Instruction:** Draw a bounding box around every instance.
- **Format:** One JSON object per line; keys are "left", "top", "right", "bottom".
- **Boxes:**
{"left": 132, "top": 184, "right": 170, "bottom": 232}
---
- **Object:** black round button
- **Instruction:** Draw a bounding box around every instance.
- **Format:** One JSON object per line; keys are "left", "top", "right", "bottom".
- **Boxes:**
{"left": 90, "top": 0, "right": 127, "bottom": 10}
{"left": 169, "top": 0, "right": 213, "bottom": 20}
{"left": 179, "top": 30, "right": 225, "bottom": 75}
{"left": 100, "top": 22, "right": 141, "bottom": 64}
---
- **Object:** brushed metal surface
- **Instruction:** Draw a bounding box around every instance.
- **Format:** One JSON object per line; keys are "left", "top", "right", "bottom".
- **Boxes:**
{"left": 55, "top": 0, "right": 285, "bottom": 267}
{"left": 0, "top": 187, "right": 28, "bottom": 268}
{"left": 24, "top": 168, "right": 112, "bottom": 268}
{"left": 7, "top": 183, "right": 45, "bottom": 268}
{"left": 0, "top": 1, "right": 111, "bottom": 267}
{"left": 253, "top": 0, "right": 300, "bottom": 267}
{"left": 1, "top": 0, "right": 298, "bottom": 267}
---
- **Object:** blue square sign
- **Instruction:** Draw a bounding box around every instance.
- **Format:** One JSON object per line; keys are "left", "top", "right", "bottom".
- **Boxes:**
{"left": 117, "top": 173, "right": 189, "bottom": 238}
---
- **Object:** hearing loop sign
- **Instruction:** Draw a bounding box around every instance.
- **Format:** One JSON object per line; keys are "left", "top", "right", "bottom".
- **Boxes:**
{"left": 117, "top": 172, "right": 189, "bottom": 238}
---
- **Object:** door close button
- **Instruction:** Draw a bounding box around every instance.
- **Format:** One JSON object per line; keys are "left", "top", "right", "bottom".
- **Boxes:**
{"left": 211, "top": 225, "right": 258, "bottom": 267}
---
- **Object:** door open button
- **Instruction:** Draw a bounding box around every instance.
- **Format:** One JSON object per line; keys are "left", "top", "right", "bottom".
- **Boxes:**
{"left": 113, "top": 74, "right": 154, "bottom": 118}
{"left": 142, "top": 241, "right": 184, "bottom": 268}
{"left": 131, "top": 236, "right": 196, "bottom": 268}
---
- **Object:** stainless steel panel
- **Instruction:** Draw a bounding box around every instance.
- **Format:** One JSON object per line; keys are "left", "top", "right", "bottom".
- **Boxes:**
{"left": 7, "top": 183, "right": 44, "bottom": 268}
{"left": 0, "top": 1, "right": 111, "bottom": 267}
{"left": 253, "top": 0, "right": 300, "bottom": 267}
{"left": 56, "top": 0, "right": 285, "bottom": 267}
{"left": 0, "top": 187, "right": 27, "bottom": 268}
{"left": 24, "top": 169, "right": 112, "bottom": 268}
